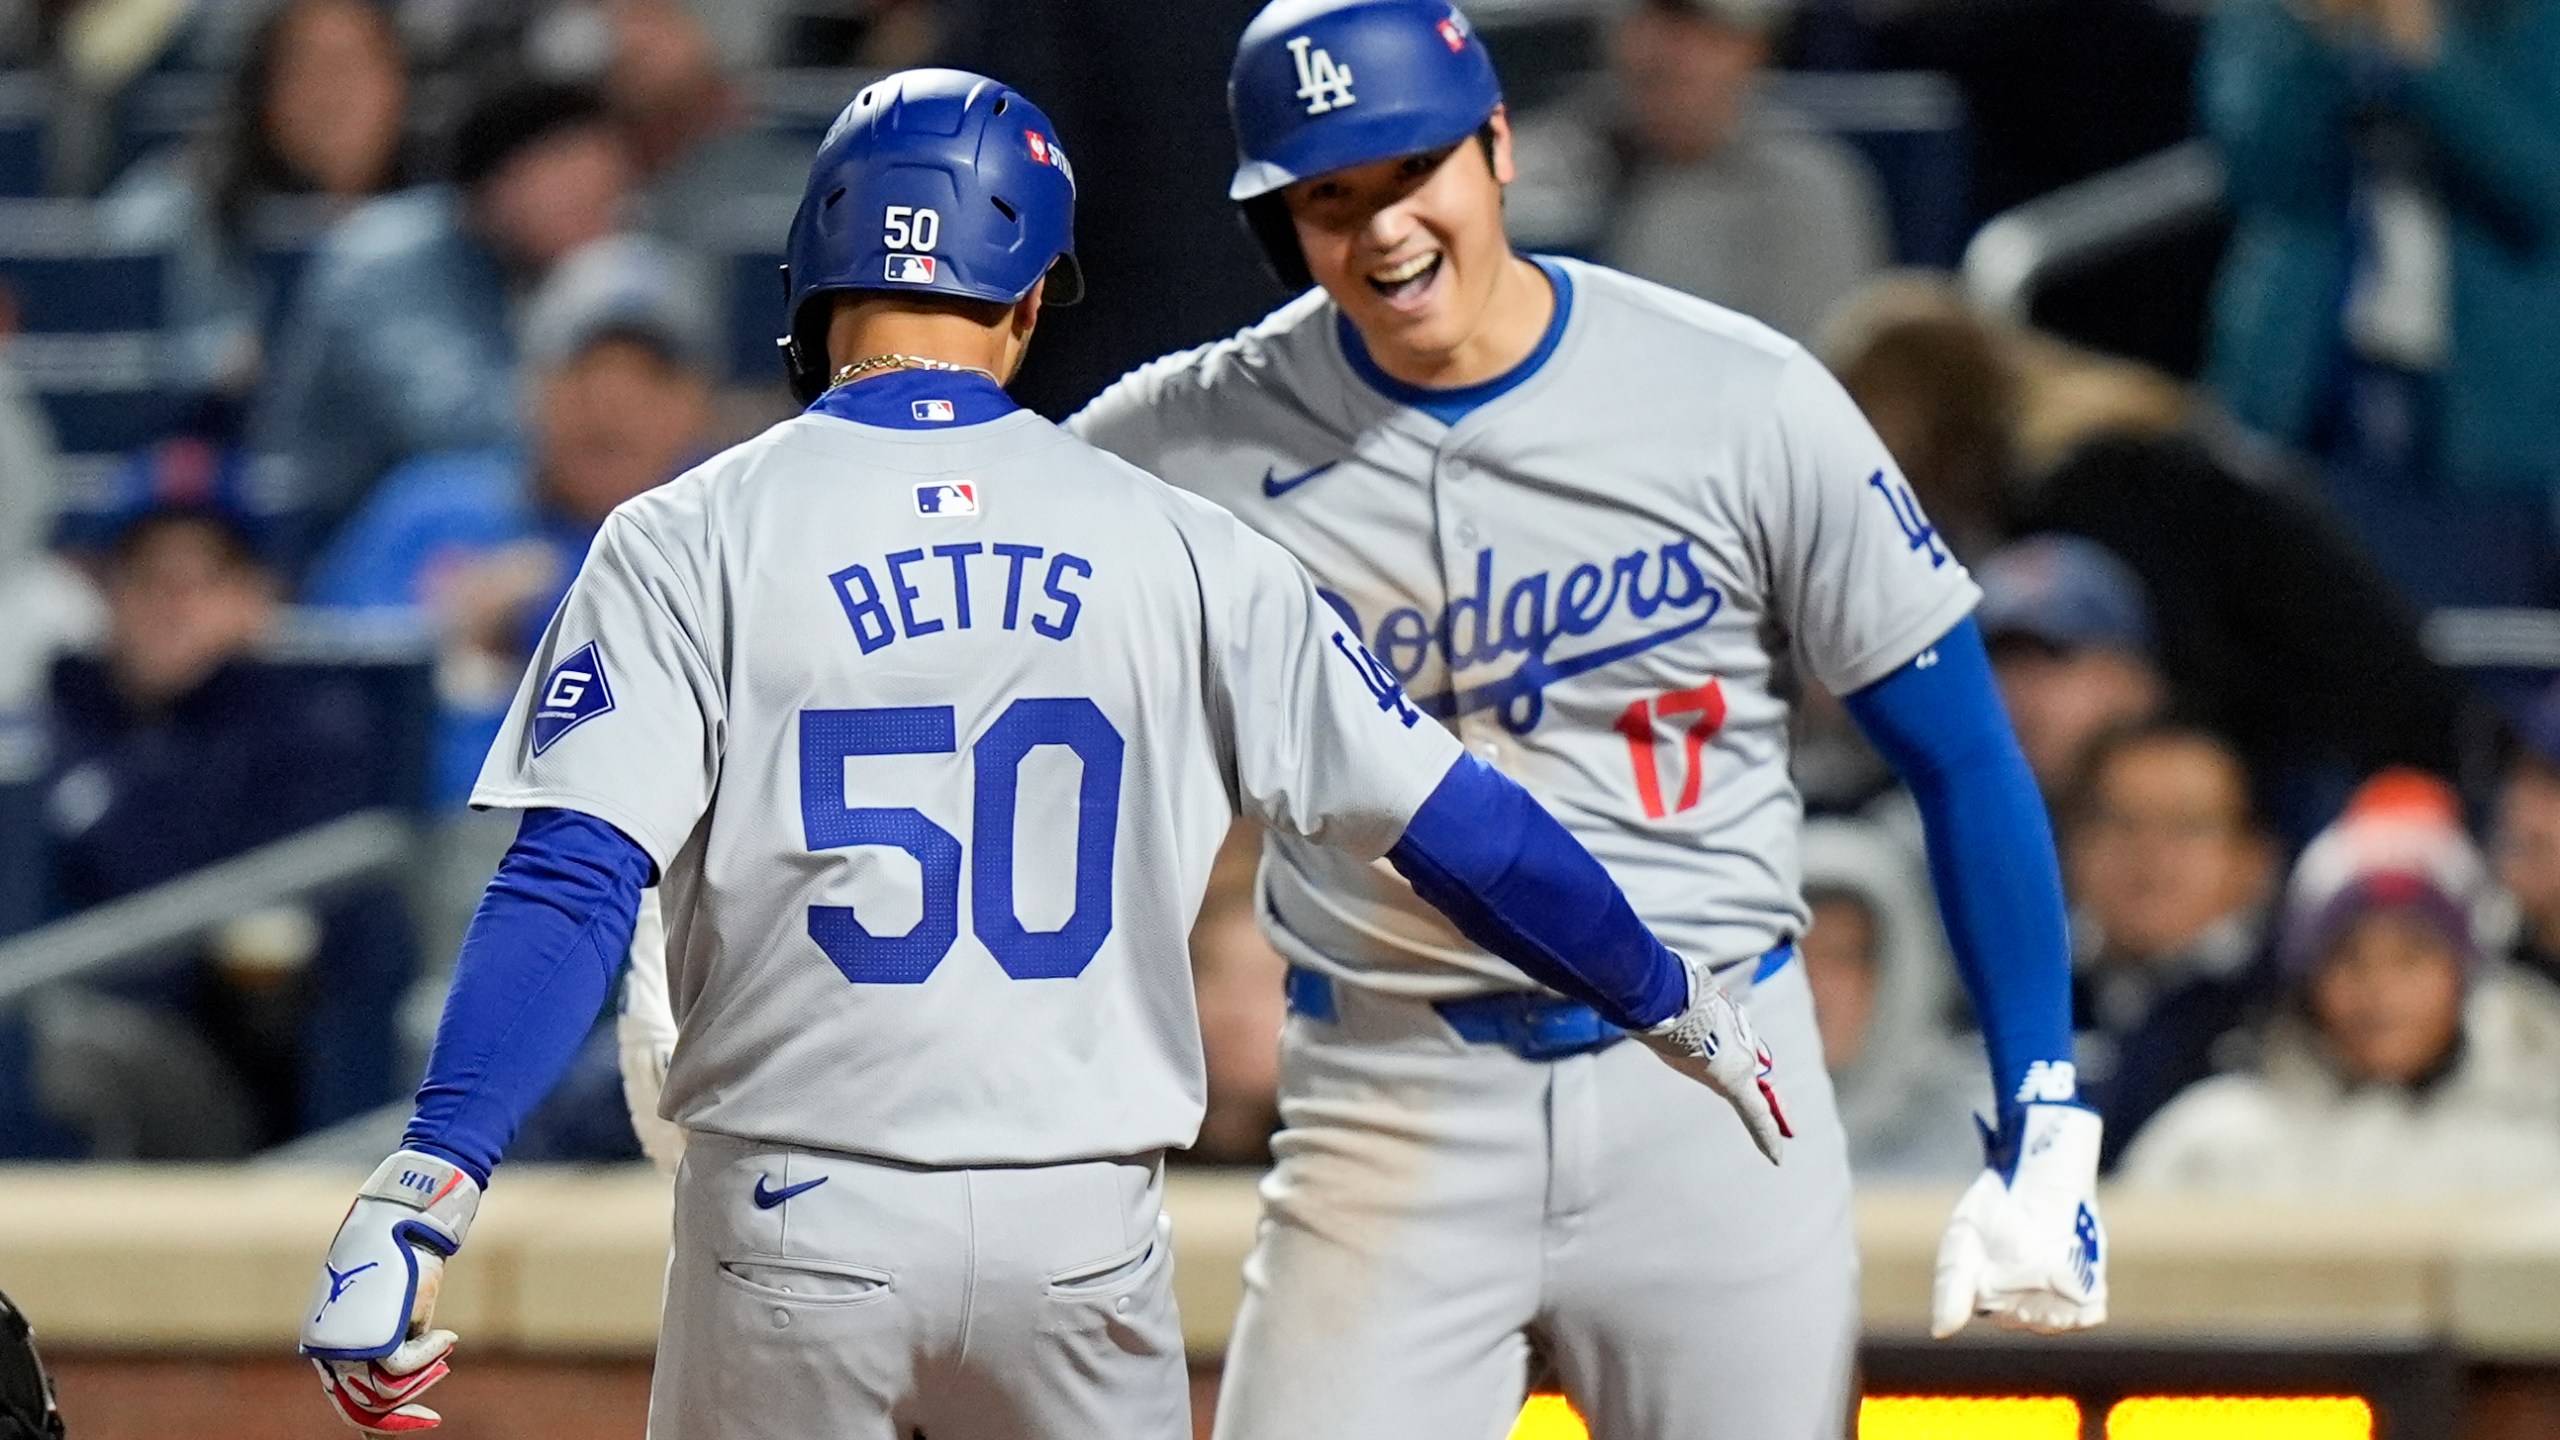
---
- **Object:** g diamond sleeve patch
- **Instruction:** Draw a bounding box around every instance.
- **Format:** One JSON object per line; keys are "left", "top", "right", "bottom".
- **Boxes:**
{"left": 531, "top": 641, "right": 615, "bottom": 754}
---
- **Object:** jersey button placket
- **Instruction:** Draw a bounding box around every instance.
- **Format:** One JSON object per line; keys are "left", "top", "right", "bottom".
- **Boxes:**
{"left": 1435, "top": 450, "right": 1488, "bottom": 753}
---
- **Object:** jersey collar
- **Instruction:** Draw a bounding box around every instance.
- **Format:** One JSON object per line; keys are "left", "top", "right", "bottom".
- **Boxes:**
{"left": 1334, "top": 256, "right": 1574, "bottom": 427}
{"left": 803, "top": 368, "right": 1020, "bottom": 429}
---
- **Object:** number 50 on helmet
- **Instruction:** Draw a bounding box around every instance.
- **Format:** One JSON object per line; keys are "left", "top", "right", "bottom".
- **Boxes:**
{"left": 779, "top": 68, "right": 1086, "bottom": 402}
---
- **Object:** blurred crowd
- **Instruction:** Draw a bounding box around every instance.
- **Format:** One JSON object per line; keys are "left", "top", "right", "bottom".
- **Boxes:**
{"left": 0, "top": 0, "right": 2549, "bottom": 1194}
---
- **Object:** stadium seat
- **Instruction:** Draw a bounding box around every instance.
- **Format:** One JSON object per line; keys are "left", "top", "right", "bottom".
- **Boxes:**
{"left": 0, "top": 73, "right": 46, "bottom": 199}
{"left": 0, "top": 200, "right": 173, "bottom": 454}
{"left": 260, "top": 611, "right": 440, "bottom": 816}
{"left": 109, "top": 71, "right": 223, "bottom": 184}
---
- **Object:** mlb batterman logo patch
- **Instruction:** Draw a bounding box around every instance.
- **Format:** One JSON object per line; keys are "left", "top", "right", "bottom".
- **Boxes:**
{"left": 531, "top": 641, "right": 614, "bottom": 754}
{"left": 915, "top": 482, "right": 978, "bottom": 516}
{"left": 885, "top": 254, "right": 937, "bottom": 284}
{"left": 912, "top": 399, "right": 955, "bottom": 423}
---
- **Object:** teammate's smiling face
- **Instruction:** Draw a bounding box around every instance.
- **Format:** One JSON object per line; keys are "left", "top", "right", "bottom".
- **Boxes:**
{"left": 1283, "top": 110, "right": 1548, "bottom": 388}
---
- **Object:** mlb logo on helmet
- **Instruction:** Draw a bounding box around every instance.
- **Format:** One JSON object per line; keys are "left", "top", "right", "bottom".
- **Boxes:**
{"left": 912, "top": 399, "right": 956, "bottom": 423}
{"left": 915, "top": 482, "right": 979, "bottom": 516}
{"left": 1437, "top": 6, "right": 1471, "bottom": 50}
{"left": 885, "top": 254, "right": 937, "bottom": 284}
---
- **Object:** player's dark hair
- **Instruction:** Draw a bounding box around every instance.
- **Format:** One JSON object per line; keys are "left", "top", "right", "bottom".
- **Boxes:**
{"left": 797, "top": 289, "right": 1019, "bottom": 392}
{"left": 1240, "top": 120, "right": 1511, "bottom": 294}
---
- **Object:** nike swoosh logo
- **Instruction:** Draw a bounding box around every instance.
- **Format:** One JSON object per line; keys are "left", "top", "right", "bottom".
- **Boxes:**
{"left": 752, "top": 1175, "right": 828, "bottom": 1210}
{"left": 1262, "top": 462, "right": 1336, "bottom": 499}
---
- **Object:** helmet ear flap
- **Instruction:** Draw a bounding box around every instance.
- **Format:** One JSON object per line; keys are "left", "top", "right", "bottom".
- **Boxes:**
{"left": 783, "top": 285, "right": 836, "bottom": 403}
{"left": 1044, "top": 252, "right": 1086, "bottom": 307}
{"left": 1239, "top": 193, "right": 1312, "bottom": 293}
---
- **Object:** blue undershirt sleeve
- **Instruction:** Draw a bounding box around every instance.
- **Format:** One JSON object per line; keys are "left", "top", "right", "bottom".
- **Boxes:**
{"left": 402, "top": 807, "right": 652, "bottom": 1185}
{"left": 1842, "top": 615, "right": 2075, "bottom": 1113}
{"left": 1387, "top": 755, "right": 1690, "bottom": 1030}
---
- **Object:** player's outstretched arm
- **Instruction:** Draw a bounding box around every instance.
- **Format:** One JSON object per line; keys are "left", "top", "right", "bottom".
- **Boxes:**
{"left": 1203, "top": 516, "right": 1790, "bottom": 1161}
{"left": 1843, "top": 615, "right": 2106, "bottom": 1337}
{"left": 1384, "top": 757, "right": 1792, "bottom": 1163}
{"left": 299, "top": 806, "right": 651, "bottom": 1432}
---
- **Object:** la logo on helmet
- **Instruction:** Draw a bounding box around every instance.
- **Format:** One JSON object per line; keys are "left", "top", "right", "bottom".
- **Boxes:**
{"left": 1287, "top": 34, "right": 1356, "bottom": 114}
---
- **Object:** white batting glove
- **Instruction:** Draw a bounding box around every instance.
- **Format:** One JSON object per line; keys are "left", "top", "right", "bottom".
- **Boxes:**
{"left": 1931, "top": 1101, "right": 2109, "bottom": 1338}
{"left": 300, "top": 1150, "right": 481, "bottom": 1433}
{"left": 617, "top": 889, "right": 688, "bottom": 1176}
{"left": 1633, "top": 965, "right": 1792, "bottom": 1164}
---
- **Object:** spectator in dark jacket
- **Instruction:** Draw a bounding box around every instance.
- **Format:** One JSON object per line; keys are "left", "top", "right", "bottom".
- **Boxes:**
{"left": 2063, "top": 720, "right": 2280, "bottom": 1169}
{"left": 11, "top": 465, "right": 415, "bottom": 1156}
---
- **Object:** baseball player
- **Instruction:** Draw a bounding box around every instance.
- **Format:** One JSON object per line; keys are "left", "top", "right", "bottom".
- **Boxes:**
{"left": 292, "top": 67, "right": 1791, "bottom": 1440}
{"left": 1066, "top": 3, "right": 2112, "bottom": 1436}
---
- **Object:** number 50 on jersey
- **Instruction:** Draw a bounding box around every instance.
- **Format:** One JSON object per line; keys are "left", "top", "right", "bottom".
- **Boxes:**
{"left": 799, "top": 699, "right": 1124, "bottom": 986}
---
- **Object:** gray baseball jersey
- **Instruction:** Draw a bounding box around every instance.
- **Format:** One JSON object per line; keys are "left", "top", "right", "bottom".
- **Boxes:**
{"left": 1069, "top": 256, "right": 1978, "bottom": 1000}
{"left": 472, "top": 385, "right": 1461, "bottom": 1167}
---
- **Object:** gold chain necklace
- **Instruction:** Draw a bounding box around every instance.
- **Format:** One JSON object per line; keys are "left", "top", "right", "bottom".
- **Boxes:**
{"left": 828, "top": 353, "right": 1001, "bottom": 390}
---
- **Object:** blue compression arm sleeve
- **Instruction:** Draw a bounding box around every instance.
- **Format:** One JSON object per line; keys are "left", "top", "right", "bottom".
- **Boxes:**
{"left": 403, "top": 807, "right": 651, "bottom": 1185}
{"left": 1388, "top": 755, "right": 1690, "bottom": 1030}
{"left": 1843, "top": 616, "right": 2074, "bottom": 1110}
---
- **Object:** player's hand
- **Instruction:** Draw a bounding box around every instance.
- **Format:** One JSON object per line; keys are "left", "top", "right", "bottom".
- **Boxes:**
{"left": 1931, "top": 1103, "right": 2108, "bottom": 1338}
{"left": 300, "top": 1150, "right": 482, "bottom": 1433}
{"left": 1633, "top": 967, "right": 1792, "bottom": 1164}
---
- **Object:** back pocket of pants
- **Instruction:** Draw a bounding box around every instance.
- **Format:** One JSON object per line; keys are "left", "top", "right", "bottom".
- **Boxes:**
{"left": 718, "top": 1257, "right": 893, "bottom": 1306}
{"left": 1045, "top": 1216, "right": 1169, "bottom": 1299}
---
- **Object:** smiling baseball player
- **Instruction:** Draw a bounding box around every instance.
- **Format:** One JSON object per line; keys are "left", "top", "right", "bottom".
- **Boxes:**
{"left": 293, "top": 66, "right": 1792, "bottom": 1440}
{"left": 1064, "top": 2, "right": 2110, "bottom": 1436}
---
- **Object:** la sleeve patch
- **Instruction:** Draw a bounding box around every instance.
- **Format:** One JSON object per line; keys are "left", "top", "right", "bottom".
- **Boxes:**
{"left": 531, "top": 641, "right": 615, "bottom": 754}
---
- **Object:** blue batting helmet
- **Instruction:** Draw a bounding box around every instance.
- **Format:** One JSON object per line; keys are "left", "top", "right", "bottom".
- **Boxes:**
{"left": 780, "top": 68, "right": 1083, "bottom": 401}
{"left": 1226, "top": 0, "right": 1503, "bottom": 287}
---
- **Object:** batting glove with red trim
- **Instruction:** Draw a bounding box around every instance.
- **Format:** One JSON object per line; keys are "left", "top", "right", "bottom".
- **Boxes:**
{"left": 299, "top": 1150, "right": 481, "bottom": 1433}
{"left": 1635, "top": 965, "right": 1793, "bottom": 1164}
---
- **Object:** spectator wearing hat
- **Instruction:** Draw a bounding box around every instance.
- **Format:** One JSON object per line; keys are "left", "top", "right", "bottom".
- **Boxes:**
{"left": 2494, "top": 679, "right": 2560, "bottom": 992}
{"left": 302, "top": 235, "right": 718, "bottom": 806}
{"left": 1506, "top": 0, "right": 1889, "bottom": 341}
{"left": 2121, "top": 771, "right": 2560, "bottom": 1196}
{"left": 2, "top": 448, "right": 417, "bottom": 1157}
{"left": 2062, "top": 720, "right": 2281, "bottom": 1168}
{"left": 253, "top": 75, "right": 635, "bottom": 550}
{"left": 1976, "top": 533, "right": 2166, "bottom": 798}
